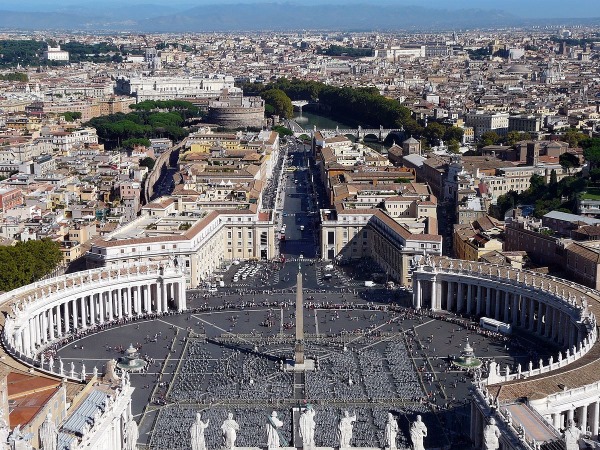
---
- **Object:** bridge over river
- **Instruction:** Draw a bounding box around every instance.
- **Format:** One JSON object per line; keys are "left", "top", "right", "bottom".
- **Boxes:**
{"left": 287, "top": 118, "right": 403, "bottom": 142}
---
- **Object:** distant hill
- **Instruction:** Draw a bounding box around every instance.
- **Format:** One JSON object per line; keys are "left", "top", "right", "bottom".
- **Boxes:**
{"left": 0, "top": 2, "right": 597, "bottom": 32}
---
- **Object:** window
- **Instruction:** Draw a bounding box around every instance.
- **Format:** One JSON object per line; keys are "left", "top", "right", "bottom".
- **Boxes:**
{"left": 238, "top": 231, "right": 242, "bottom": 238}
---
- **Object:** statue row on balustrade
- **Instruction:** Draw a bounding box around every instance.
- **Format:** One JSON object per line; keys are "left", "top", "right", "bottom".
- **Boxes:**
{"left": 190, "top": 408, "right": 428, "bottom": 450}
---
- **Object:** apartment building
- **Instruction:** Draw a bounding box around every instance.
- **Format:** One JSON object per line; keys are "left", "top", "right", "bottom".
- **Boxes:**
{"left": 86, "top": 203, "right": 275, "bottom": 288}
{"left": 464, "top": 111, "right": 509, "bottom": 138}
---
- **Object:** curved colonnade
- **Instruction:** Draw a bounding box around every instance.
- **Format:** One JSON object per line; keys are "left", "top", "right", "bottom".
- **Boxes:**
{"left": 412, "top": 257, "right": 600, "bottom": 449}
{"left": 1, "top": 262, "right": 186, "bottom": 381}
{"left": 2, "top": 255, "right": 600, "bottom": 448}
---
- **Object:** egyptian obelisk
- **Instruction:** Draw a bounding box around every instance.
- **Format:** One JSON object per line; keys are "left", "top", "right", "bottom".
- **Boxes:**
{"left": 294, "top": 262, "right": 305, "bottom": 365}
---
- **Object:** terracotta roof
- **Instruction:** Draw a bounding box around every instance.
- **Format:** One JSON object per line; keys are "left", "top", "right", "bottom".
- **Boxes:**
{"left": 8, "top": 373, "right": 61, "bottom": 427}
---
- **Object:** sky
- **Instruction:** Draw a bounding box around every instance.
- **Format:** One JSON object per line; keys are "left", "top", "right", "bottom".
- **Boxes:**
{"left": 2, "top": 0, "right": 600, "bottom": 18}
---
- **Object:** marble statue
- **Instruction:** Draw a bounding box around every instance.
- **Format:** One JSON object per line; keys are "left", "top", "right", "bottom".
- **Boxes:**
{"left": 384, "top": 413, "right": 398, "bottom": 450}
{"left": 338, "top": 410, "right": 356, "bottom": 448}
{"left": 0, "top": 411, "right": 9, "bottom": 450}
{"left": 221, "top": 413, "right": 239, "bottom": 450}
{"left": 482, "top": 417, "right": 501, "bottom": 450}
{"left": 266, "top": 411, "right": 283, "bottom": 448}
{"left": 8, "top": 425, "right": 33, "bottom": 450}
{"left": 190, "top": 413, "right": 209, "bottom": 450}
{"left": 39, "top": 412, "right": 58, "bottom": 450}
{"left": 124, "top": 418, "right": 139, "bottom": 450}
{"left": 298, "top": 404, "right": 316, "bottom": 449}
{"left": 409, "top": 415, "right": 427, "bottom": 450}
{"left": 564, "top": 420, "right": 582, "bottom": 450}
{"left": 105, "top": 359, "right": 120, "bottom": 383}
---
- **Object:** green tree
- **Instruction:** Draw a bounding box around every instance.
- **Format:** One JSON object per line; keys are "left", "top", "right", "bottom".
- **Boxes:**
{"left": 0, "top": 72, "right": 28, "bottom": 82}
{"left": 559, "top": 152, "right": 580, "bottom": 169}
{"left": 443, "top": 126, "right": 464, "bottom": 143}
{"left": 260, "top": 89, "right": 293, "bottom": 119}
{"left": 123, "top": 138, "right": 151, "bottom": 149}
{"left": 562, "top": 128, "right": 588, "bottom": 148}
{"left": 448, "top": 139, "right": 461, "bottom": 154}
{"left": 505, "top": 131, "right": 531, "bottom": 146}
{"left": 582, "top": 138, "right": 600, "bottom": 170}
{"left": 61, "top": 111, "right": 82, "bottom": 122}
{"left": 272, "top": 126, "right": 293, "bottom": 137}
{"left": 0, "top": 239, "right": 61, "bottom": 291}
{"left": 139, "top": 157, "right": 156, "bottom": 170}
{"left": 479, "top": 131, "right": 500, "bottom": 147}
{"left": 423, "top": 122, "right": 445, "bottom": 146}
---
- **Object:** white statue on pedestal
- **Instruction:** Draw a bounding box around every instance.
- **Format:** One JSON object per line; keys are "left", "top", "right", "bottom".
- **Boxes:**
{"left": 104, "top": 359, "right": 120, "bottom": 383}
{"left": 299, "top": 404, "right": 316, "bottom": 449}
{"left": 564, "top": 420, "right": 582, "bottom": 450}
{"left": 384, "top": 413, "right": 398, "bottom": 450}
{"left": 0, "top": 411, "right": 9, "bottom": 450}
{"left": 409, "top": 415, "right": 427, "bottom": 450}
{"left": 221, "top": 413, "right": 239, "bottom": 450}
{"left": 266, "top": 411, "right": 283, "bottom": 448}
{"left": 39, "top": 412, "right": 58, "bottom": 450}
{"left": 338, "top": 410, "right": 356, "bottom": 448}
{"left": 8, "top": 425, "right": 33, "bottom": 450}
{"left": 124, "top": 418, "right": 139, "bottom": 450}
{"left": 482, "top": 417, "right": 501, "bottom": 450}
{"left": 190, "top": 413, "right": 209, "bottom": 450}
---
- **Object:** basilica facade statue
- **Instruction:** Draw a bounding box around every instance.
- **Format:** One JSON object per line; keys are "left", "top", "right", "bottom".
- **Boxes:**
{"left": 190, "top": 413, "right": 209, "bottom": 450}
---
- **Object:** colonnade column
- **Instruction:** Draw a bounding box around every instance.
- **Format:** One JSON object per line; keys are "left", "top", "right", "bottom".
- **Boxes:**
{"left": 581, "top": 404, "right": 588, "bottom": 433}
{"left": 48, "top": 307, "right": 54, "bottom": 341}
{"left": 504, "top": 292, "right": 510, "bottom": 323}
{"left": 40, "top": 312, "right": 47, "bottom": 344}
{"left": 512, "top": 294, "right": 518, "bottom": 326}
{"left": 64, "top": 302, "right": 70, "bottom": 334}
{"left": 537, "top": 301, "right": 544, "bottom": 335}
{"left": 544, "top": 306, "right": 553, "bottom": 339}
{"left": 592, "top": 401, "right": 599, "bottom": 437}
{"left": 22, "top": 326, "right": 30, "bottom": 356}
{"left": 415, "top": 280, "right": 422, "bottom": 309}
{"left": 446, "top": 281, "right": 454, "bottom": 311}
{"left": 117, "top": 288, "right": 126, "bottom": 319}
{"left": 134, "top": 287, "right": 141, "bottom": 316}
{"left": 56, "top": 303, "right": 62, "bottom": 337}
{"left": 456, "top": 283, "right": 464, "bottom": 313}
{"left": 161, "top": 281, "right": 168, "bottom": 313}
{"left": 485, "top": 288, "right": 491, "bottom": 317}
{"left": 178, "top": 282, "right": 186, "bottom": 311}
{"left": 476, "top": 285, "right": 482, "bottom": 316}
{"left": 552, "top": 308, "right": 559, "bottom": 342}
{"left": 528, "top": 298, "right": 535, "bottom": 331}
{"left": 80, "top": 296, "right": 86, "bottom": 328}
{"left": 108, "top": 291, "right": 114, "bottom": 321}
{"left": 466, "top": 284, "right": 473, "bottom": 315}
{"left": 90, "top": 294, "right": 96, "bottom": 326}
{"left": 98, "top": 292, "right": 105, "bottom": 324}
{"left": 494, "top": 289, "right": 501, "bottom": 320}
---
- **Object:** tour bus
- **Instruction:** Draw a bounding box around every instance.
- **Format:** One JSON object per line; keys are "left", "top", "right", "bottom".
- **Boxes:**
{"left": 479, "top": 317, "right": 512, "bottom": 335}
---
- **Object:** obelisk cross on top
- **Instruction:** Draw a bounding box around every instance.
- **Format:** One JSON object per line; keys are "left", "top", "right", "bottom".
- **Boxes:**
{"left": 295, "top": 261, "right": 305, "bottom": 365}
